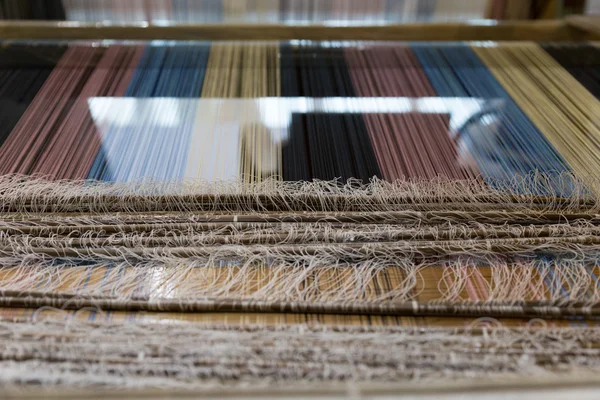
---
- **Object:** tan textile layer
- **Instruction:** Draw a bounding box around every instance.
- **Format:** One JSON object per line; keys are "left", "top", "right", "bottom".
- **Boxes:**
{"left": 0, "top": 175, "right": 598, "bottom": 324}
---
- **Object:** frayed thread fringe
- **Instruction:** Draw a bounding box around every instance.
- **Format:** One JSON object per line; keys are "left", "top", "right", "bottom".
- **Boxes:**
{"left": 1, "top": 173, "right": 600, "bottom": 317}
{"left": 0, "top": 254, "right": 598, "bottom": 306}
{"left": 0, "top": 172, "right": 597, "bottom": 214}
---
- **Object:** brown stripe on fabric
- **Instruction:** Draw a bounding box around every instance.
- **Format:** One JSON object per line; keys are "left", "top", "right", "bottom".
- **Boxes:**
{"left": 345, "top": 45, "right": 478, "bottom": 180}
{"left": 0, "top": 45, "right": 104, "bottom": 175}
{"left": 29, "top": 45, "right": 145, "bottom": 179}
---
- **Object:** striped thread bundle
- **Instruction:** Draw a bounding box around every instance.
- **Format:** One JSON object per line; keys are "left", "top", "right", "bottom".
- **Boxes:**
{"left": 1, "top": 41, "right": 600, "bottom": 187}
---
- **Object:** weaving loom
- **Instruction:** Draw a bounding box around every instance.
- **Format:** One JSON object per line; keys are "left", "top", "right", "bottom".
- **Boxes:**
{"left": 2, "top": 0, "right": 600, "bottom": 397}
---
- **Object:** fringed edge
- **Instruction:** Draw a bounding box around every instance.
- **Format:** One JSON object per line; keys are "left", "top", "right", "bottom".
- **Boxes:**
{"left": 0, "top": 172, "right": 598, "bottom": 213}
{"left": 0, "top": 252, "right": 599, "bottom": 311}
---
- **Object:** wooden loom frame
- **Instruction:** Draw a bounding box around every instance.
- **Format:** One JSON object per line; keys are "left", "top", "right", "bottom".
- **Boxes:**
{"left": 0, "top": 15, "right": 598, "bottom": 41}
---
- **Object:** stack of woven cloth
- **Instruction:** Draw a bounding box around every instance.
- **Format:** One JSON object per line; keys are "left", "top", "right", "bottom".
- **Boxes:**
{"left": 1, "top": 174, "right": 600, "bottom": 390}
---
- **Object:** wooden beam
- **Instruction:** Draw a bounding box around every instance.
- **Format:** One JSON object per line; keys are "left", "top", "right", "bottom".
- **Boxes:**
{"left": 0, "top": 20, "right": 589, "bottom": 41}
{"left": 566, "top": 15, "right": 600, "bottom": 39}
